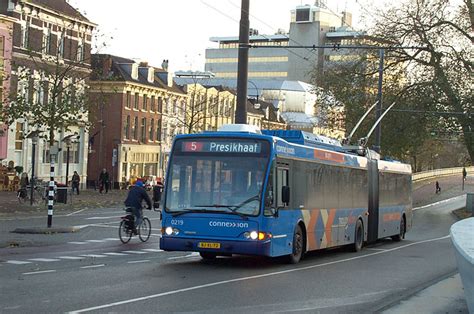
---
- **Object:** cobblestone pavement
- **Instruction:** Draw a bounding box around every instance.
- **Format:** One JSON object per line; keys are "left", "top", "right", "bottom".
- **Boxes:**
{"left": 0, "top": 187, "right": 130, "bottom": 217}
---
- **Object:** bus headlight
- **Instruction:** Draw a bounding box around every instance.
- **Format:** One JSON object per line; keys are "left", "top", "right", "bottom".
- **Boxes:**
{"left": 165, "top": 227, "right": 179, "bottom": 235}
{"left": 244, "top": 231, "right": 259, "bottom": 240}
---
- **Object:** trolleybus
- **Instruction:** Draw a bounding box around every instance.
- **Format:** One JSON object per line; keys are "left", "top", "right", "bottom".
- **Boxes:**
{"left": 160, "top": 124, "right": 412, "bottom": 263}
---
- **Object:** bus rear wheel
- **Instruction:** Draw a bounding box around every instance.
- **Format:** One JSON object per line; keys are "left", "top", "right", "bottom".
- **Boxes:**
{"left": 391, "top": 216, "right": 405, "bottom": 242}
{"left": 285, "top": 224, "right": 304, "bottom": 264}
{"left": 351, "top": 219, "right": 364, "bottom": 252}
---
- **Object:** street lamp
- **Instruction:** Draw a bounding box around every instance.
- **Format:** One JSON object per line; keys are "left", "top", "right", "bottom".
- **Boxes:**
{"left": 26, "top": 130, "right": 41, "bottom": 206}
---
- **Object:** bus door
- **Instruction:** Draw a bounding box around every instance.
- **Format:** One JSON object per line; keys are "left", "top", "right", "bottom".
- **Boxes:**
{"left": 265, "top": 162, "right": 292, "bottom": 257}
{"left": 367, "top": 159, "right": 379, "bottom": 243}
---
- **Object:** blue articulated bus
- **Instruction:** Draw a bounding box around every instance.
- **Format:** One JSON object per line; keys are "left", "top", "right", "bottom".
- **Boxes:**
{"left": 160, "top": 125, "right": 412, "bottom": 263}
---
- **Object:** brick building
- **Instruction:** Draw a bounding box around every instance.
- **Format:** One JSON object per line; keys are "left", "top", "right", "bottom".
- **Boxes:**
{"left": 0, "top": 0, "right": 96, "bottom": 185}
{"left": 0, "top": 14, "right": 14, "bottom": 160}
{"left": 88, "top": 54, "right": 187, "bottom": 188}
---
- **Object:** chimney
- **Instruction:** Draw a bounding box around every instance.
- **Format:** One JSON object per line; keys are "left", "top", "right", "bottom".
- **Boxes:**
{"left": 161, "top": 59, "right": 169, "bottom": 71}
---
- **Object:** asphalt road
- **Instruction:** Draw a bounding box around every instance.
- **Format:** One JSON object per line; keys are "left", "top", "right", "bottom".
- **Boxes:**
{"left": 0, "top": 195, "right": 463, "bottom": 313}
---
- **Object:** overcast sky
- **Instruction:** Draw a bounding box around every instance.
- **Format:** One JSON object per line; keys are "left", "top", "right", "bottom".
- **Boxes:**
{"left": 69, "top": 0, "right": 363, "bottom": 72}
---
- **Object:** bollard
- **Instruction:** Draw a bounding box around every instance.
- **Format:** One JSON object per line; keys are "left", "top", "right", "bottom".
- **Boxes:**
{"left": 467, "top": 193, "right": 474, "bottom": 217}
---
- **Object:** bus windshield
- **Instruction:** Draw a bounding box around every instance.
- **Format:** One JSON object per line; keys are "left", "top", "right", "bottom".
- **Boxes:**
{"left": 165, "top": 138, "right": 270, "bottom": 216}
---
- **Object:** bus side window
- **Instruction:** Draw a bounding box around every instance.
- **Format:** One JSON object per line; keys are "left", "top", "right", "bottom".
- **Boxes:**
{"left": 276, "top": 168, "right": 289, "bottom": 207}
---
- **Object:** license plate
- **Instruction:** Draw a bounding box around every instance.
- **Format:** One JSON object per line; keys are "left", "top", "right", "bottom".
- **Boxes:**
{"left": 198, "top": 242, "right": 220, "bottom": 249}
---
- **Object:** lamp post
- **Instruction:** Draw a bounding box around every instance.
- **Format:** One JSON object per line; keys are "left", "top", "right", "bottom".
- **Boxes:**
{"left": 26, "top": 131, "right": 40, "bottom": 206}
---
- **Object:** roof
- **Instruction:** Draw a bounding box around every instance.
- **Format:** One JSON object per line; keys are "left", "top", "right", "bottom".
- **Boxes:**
{"left": 210, "top": 34, "right": 289, "bottom": 43}
{"left": 91, "top": 54, "right": 186, "bottom": 95}
{"left": 28, "top": 0, "right": 91, "bottom": 23}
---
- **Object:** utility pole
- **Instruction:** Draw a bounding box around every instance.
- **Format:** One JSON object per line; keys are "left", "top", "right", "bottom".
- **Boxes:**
{"left": 235, "top": 0, "right": 249, "bottom": 124}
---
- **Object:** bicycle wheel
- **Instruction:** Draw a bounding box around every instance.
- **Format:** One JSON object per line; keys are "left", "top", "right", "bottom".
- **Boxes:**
{"left": 138, "top": 217, "right": 151, "bottom": 242}
{"left": 119, "top": 220, "right": 132, "bottom": 243}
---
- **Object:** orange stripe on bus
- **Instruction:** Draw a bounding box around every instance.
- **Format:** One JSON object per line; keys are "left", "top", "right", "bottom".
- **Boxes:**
{"left": 383, "top": 212, "right": 401, "bottom": 222}
{"left": 308, "top": 210, "right": 319, "bottom": 250}
{"left": 325, "top": 209, "right": 337, "bottom": 246}
{"left": 314, "top": 150, "right": 345, "bottom": 163}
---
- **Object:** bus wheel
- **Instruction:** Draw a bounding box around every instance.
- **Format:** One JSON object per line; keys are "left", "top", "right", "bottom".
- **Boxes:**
{"left": 391, "top": 216, "right": 405, "bottom": 242}
{"left": 200, "top": 252, "right": 217, "bottom": 260}
{"left": 286, "top": 224, "right": 304, "bottom": 264}
{"left": 351, "top": 219, "right": 364, "bottom": 252}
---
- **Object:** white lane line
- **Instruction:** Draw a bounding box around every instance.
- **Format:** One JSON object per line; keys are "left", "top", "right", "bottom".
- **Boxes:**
{"left": 127, "top": 260, "right": 150, "bottom": 264}
{"left": 142, "top": 249, "right": 163, "bottom": 252}
{"left": 80, "top": 264, "right": 105, "bottom": 269}
{"left": 103, "top": 238, "right": 120, "bottom": 241}
{"left": 23, "top": 270, "right": 56, "bottom": 275}
{"left": 28, "top": 258, "right": 61, "bottom": 262}
{"left": 80, "top": 254, "right": 107, "bottom": 258}
{"left": 86, "top": 240, "right": 107, "bottom": 243}
{"left": 366, "top": 248, "right": 388, "bottom": 252}
{"left": 68, "top": 235, "right": 451, "bottom": 314}
{"left": 102, "top": 252, "right": 129, "bottom": 256}
{"left": 68, "top": 241, "right": 88, "bottom": 245}
{"left": 167, "top": 252, "right": 200, "bottom": 260}
{"left": 86, "top": 216, "right": 123, "bottom": 220}
{"left": 122, "top": 250, "right": 148, "bottom": 254}
{"left": 58, "top": 256, "right": 84, "bottom": 260}
{"left": 5, "top": 260, "right": 32, "bottom": 265}
{"left": 66, "top": 208, "right": 88, "bottom": 216}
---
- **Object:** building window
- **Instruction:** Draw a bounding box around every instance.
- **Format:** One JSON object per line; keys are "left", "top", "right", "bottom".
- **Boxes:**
{"left": 143, "top": 95, "right": 148, "bottom": 110}
{"left": 133, "top": 116, "right": 138, "bottom": 140}
{"left": 150, "top": 118, "right": 154, "bottom": 140}
{"left": 42, "top": 27, "right": 52, "bottom": 54}
{"left": 77, "top": 37, "right": 84, "bottom": 62}
{"left": 21, "top": 22, "right": 29, "bottom": 49}
{"left": 125, "top": 91, "right": 131, "bottom": 108}
{"left": 134, "top": 93, "right": 139, "bottom": 109}
{"left": 59, "top": 33, "right": 65, "bottom": 58}
{"left": 124, "top": 115, "right": 130, "bottom": 139}
{"left": 15, "top": 122, "right": 24, "bottom": 150}
{"left": 140, "top": 118, "right": 146, "bottom": 143}
{"left": 156, "top": 119, "right": 162, "bottom": 141}
{"left": 62, "top": 142, "right": 80, "bottom": 164}
{"left": 150, "top": 96, "right": 155, "bottom": 112}
{"left": 157, "top": 97, "right": 163, "bottom": 113}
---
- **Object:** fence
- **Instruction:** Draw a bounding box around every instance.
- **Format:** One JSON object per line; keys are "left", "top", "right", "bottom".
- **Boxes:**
{"left": 412, "top": 166, "right": 473, "bottom": 183}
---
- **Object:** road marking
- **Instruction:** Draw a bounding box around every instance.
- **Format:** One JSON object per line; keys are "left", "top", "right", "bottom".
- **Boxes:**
{"left": 167, "top": 252, "right": 200, "bottom": 260}
{"left": 58, "top": 256, "right": 84, "bottom": 260}
{"left": 122, "top": 250, "right": 148, "bottom": 254}
{"left": 127, "top": 260, "right": 150, "bottom": 264}
{"left": 68, "top": 235, "right": 451, "bottom": 314}
{"left": 80, "top": 254, "right": 107, "bottom": 258}
{"left": 5, "top": 260, "right": 32, "bottom": 265}
{"left": 22, "top": 270, "right": 56, "bottom": 275}
{"left": 80, "top": 264, "right": 105, "bottom": 269}
{"left": 366, "top": 248, "right": 387, "bottom": 252}
{"left": 28, "top": 258, "right": 61, "bottom": 262}
{"left": 103, "top": 238, "right": 120, "bottom": 241}
{"left": 67, "top": 208, "right": 88, "bottom": 216}
{"left": 86, "top": 216, "right": 123, "bottom": 220}
{"left": 86, "top": 240, "right": 107, "bottom": 243}
{"left": 102, "top": 252, "right": 129, "bottom": 256}
{"left": 413, "top": 195, "right": 465, "bottom": 211}
{"left": 142, "top": 249, "right": 163, "bottom": 252}
{"left": 68, "top": 241, "right": 88, "bottom": 245}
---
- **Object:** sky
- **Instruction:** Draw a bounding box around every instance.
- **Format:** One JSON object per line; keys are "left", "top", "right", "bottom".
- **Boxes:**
{"left": 68, "top": 0, "right": 363, "bottom": 72}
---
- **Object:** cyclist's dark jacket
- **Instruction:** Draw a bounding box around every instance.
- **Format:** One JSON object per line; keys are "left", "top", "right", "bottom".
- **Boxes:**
{"left": 124, "top": 186, "right": 152, "bottom": 209}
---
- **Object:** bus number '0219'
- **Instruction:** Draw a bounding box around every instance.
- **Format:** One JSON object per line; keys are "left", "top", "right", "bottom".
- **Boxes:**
{"left": 171, "top": 219, "right": 184, "bottom": 226}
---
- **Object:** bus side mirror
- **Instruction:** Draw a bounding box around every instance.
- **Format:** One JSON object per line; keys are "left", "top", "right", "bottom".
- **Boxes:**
{"left": 282, "top": 186, "right": 290, "bottom": 206}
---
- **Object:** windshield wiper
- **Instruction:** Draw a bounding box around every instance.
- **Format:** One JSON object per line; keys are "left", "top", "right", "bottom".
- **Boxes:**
{"left": 194, "top": 205, "right": 249, "bottom": 219}
{"left": 171, "top": 208, "right": 213, "bottom": 217}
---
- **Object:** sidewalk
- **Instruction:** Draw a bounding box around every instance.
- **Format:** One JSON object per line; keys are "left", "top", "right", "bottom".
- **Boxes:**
{"left": 0, "top": 187, "right": 129, "bottom": 218}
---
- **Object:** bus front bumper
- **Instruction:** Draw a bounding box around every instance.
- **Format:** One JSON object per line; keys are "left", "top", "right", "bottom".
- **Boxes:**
{"left": 160, "top": 237, "right": 272, "bottom": 256}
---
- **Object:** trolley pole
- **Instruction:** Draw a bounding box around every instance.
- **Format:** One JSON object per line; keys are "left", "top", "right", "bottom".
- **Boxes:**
{"left": 235, "top": 0, "right": 249, "bottom": 124}
{"left": 374, "top": 48, "right": 384, "bottom": 153}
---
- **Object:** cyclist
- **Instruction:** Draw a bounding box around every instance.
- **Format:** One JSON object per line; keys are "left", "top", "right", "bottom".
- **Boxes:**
{"left": 124, "top": 180, "right": 152, "bottom": 234}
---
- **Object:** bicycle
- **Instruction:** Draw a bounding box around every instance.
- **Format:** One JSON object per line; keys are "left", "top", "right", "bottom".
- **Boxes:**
{"left": 17, "top": 185, "right": 46, "bottom": 205}
{"left": 119, "top": 207, "right": 152, "bottom": 243}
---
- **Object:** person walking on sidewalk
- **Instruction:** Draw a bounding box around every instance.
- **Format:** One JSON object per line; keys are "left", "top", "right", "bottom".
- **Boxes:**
{"left": 435, "top": 181, "right": 441, "bottom": 194}
{"left": 463, "top": 167, "right": 467, "bottom": 181}
{"left": 124, "top": 180, "right": 152, "bottom": 233}
{"left": 98, "top": 168, "right": 110, "bottom": 194}
{"left": 71, "top": 171, "right": 80, "bottom": 195}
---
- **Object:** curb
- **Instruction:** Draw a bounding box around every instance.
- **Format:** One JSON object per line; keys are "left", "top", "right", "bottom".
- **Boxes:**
{"left": 11, "top": 226, "right": 81, "bottom": 234}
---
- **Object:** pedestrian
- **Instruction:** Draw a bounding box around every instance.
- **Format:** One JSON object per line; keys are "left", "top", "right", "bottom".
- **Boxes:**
{"left": 124, "top": 180, "right": 152, "bottom": 233}
{"left": 98, "top": 168, "right": 110, "bottom": 194}
{"left": 463, "top": 167, "right": 467, "bottom": 181}
{"left": 435, "top": 181, "right": 441, "bottom": 194}
{"left": 153, "top": 178, "right": 164, "bottom": 208}
{"left": 71, "top": 171, "right": 80, "bottom": 195}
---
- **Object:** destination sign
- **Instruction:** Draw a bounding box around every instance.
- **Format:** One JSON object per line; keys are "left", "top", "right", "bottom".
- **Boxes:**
{"left": 181, "top": 140, "right": 261, "bottom": 153}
